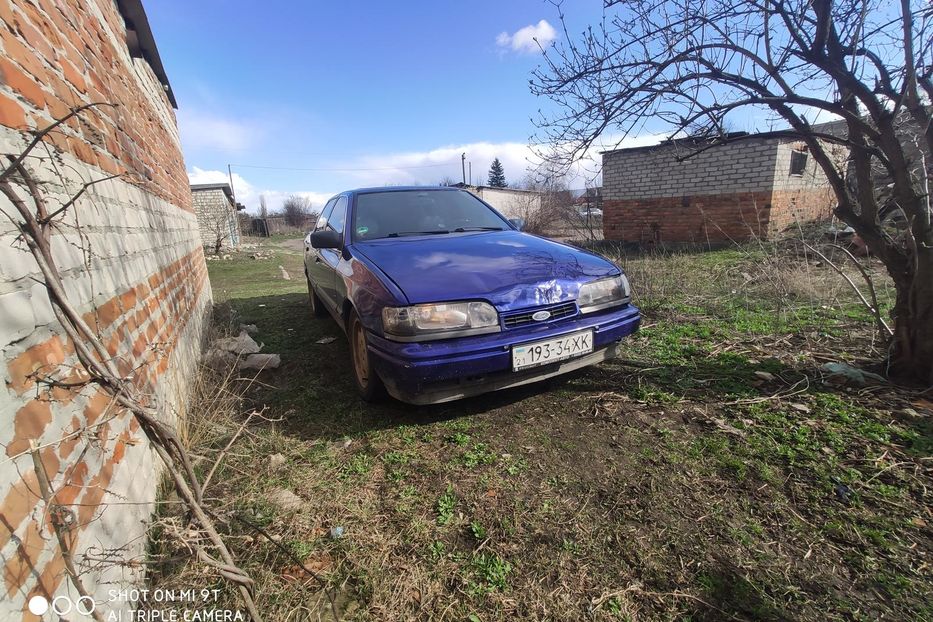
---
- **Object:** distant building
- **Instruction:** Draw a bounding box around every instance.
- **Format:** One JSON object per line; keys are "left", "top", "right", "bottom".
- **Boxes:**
{"left": 454, "top": 183, "right": 544, "bottom": 220}
{"left": 601, "top": 129, "right": 845, "bottom": 245}
{"left": 192, "top": 183, "right": 241, "bottom": 251}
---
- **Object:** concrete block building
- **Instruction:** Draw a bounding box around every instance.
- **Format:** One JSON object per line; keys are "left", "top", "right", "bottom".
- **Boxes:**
{"left": 192, "top": 182, "right": 240, "bottom": 252}
{"left": 0, "top": 1, "right": 211, "bottom": 618}
{"left": 602, "top": 131, "right": 843, "bottom": 245}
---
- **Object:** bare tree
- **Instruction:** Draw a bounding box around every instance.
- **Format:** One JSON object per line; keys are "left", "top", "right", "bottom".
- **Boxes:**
{"left": 258, "top": 194, "right": 268, "bottom": 219}
{"left": 206, "top": 210, "right": 232, "bottom": 256}
{"left": 532, "top": 0, "right": 933, "bottom": 382}
{"left": 281, "top": 194, "right": 314, "bottom": 228}
{"left": 513, "top": 174, "right": 577, "bottom": 235}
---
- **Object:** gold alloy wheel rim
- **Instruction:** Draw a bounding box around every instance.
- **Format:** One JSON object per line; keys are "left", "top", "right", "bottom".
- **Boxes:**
{"left": 353, "top": 322, "right": 369, "bottom": 386}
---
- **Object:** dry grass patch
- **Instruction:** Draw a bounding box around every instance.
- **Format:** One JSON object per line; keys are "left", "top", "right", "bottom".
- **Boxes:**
{"left": 146, "top": 237, "right": 931, "bottom": 621}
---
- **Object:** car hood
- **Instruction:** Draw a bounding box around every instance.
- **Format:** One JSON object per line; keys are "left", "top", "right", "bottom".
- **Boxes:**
{"left": 353, "top": 231, "right": 619, "bottom": 310}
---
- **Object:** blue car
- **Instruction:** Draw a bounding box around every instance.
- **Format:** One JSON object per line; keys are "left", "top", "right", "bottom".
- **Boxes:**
{"left": 304, "top": 187, "right": 640, "bottom": 405}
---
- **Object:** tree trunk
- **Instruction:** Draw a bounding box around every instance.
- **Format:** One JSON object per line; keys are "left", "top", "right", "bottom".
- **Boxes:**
{"left": 889, "top": 256, "right": 933, "bottom": 384}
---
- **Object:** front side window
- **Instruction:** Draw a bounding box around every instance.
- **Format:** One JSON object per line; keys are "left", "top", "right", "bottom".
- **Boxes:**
{"left": 352, "top": 190, "right": 509, "bottom": 241}
{"left": 315, "top": 198, "right": 337, "bottom": 232}
{"left": 327, "top": 196, "right": 348, "bottom": 235}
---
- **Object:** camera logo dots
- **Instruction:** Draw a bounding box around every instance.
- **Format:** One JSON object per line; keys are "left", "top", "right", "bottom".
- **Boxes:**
{"left": 27, "top": 595, "right": 96, "bottom": 617}
{"left": 27, "top": 596, "right": 49, "bottom": 615}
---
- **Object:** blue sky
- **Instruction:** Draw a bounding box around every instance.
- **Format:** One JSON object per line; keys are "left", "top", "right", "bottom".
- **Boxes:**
{"left": 147, "top": 0, "right": 620, "bottom": 212}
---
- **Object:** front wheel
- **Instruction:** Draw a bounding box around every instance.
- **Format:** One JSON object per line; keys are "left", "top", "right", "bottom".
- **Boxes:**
{"left": 348, "top": 310, "right": 386, "bottom": 402}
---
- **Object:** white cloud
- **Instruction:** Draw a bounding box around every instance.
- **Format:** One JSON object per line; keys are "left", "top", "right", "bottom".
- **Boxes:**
{"left": 177, "top": 109, "right": 262, "bottom": 152}
{"left": 496, "top": 20, "right": 557, "bottom": 54}
{"left": 348, "top": 141, "right": 537, "bottom": 187}
{"left": 188, "top": 167, "right": 333, "bottom": 215}
{"left": 187, "top": 133, "right": 667, "bottom": 214}
{"left": 346, "top": 133, "right": 666, "bottom": 189}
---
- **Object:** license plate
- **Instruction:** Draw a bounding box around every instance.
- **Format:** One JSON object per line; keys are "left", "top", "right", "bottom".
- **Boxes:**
{"left": 511, "top": 330, "right": 594, "bottom": 372}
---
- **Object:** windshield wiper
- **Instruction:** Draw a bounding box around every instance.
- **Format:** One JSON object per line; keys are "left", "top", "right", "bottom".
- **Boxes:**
{"left": 386, "top": 230, "right": 450, "bottom": 237}
{"left": 453, "top": 226, "right": 503, "bottom": 232}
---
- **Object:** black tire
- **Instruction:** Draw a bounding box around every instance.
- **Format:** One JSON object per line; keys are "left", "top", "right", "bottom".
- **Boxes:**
{"left": 307, "top": 276, "right": 327, "bottom": 317}
{"left": 347, "top": 310, "right": 386, "bottom": 402}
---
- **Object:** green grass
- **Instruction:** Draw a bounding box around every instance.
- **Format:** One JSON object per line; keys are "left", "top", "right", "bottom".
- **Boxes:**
{"left": 435, "top": 485, "right": 457, "bottom": 526}
{"left": 466, "top": 552, "right": 511, "bottom": 594}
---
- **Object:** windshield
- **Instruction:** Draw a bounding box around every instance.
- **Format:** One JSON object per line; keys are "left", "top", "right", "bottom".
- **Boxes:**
{"left": 351, "top": 190, "right": 510, "bottom": 241}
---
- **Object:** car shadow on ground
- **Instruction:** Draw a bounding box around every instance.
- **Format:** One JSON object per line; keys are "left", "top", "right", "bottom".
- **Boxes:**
{"left": 226, "top": 292, "right": 567, "bottom": 442}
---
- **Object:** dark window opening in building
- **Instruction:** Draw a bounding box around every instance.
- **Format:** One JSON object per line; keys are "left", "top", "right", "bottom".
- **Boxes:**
{"left": 790, "top": 150, "right": 808, "bottom": 176}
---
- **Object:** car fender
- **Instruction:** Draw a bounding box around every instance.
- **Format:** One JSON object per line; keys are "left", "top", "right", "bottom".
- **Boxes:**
{"left": 340, "top": 246, "right": 408, "bottom": 336}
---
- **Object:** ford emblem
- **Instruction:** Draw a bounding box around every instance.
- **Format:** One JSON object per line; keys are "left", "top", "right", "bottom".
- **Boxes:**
{"left": 532, "top": 310, "right": 551, "bottom": 322}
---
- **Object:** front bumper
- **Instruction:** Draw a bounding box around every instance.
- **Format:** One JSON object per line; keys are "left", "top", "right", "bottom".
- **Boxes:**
{"left": 368, "top": 303, "right": 641, "bottom": 405}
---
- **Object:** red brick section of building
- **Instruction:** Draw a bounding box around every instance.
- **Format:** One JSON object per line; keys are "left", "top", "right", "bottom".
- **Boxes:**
{"left": 0, "top": 1, "right": 211, "bottom": 619}
{"left": 601, "top": 133, "right": 842, "bottom": 246}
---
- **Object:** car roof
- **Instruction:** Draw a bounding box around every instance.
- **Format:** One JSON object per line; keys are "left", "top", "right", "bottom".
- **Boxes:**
{"left": 346, "top": 186, "right": 462, "bottom": 197}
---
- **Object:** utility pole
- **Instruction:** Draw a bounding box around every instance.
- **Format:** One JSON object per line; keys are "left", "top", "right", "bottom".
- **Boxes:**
{"left": 469, "top": 162, "right": 472, "bottom": 185}
{"left": 461, "top": 153, "right": 466, "bottom": 185}
{"left": 227, "top": 164, "right": 236, "bottom": 203}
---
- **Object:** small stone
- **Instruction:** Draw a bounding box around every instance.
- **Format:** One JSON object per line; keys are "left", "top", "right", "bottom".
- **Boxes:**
{"left": 268, "top": 453, "right": 287, "bottom": 470}
{"left": 316, "top": 336, "right": 337, "bottom": 344}
{"left": 267, "top": 488, "right": 302, "bottom": 511}
{"left": 204, "top": 347, "right": 238, "bottom": 369}
{"left": 790, "top": 403, "right": 811, "bottom": 413}
{"left": 754, "top": 371, "right": 775, "bottom": 381}
{"left": 214, "top": 331, "right": 261, "bottom": 355}
{"left": 330, "top": 438, "right": 352, "bottom": 451}
{"left": 239, "top": 353, "right": 281, "bottom": 370}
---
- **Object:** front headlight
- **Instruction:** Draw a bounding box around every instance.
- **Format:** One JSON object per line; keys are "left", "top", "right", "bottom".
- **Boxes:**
{"left": 382, "top": 301, "right": 500, "bottom": 341}
{"left": 577, "top": 275, "right": 630, "bottom": 314}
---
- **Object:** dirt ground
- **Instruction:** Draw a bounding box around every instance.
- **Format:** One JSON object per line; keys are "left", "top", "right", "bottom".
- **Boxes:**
{"left": 151, "top": 235, "right": 931, "bottom": 622}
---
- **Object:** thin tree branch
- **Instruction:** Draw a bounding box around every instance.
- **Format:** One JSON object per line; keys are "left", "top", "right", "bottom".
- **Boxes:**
{"left": 804, "top": 243, "right": 893, "bottom": 339}
{"left": 29, "top": 440, "right": 105, "bottom": 622}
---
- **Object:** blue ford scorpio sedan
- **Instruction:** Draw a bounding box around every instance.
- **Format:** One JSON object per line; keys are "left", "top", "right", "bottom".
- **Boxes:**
{"left": 304, "top": 186, "right": 641, "bottom": 404}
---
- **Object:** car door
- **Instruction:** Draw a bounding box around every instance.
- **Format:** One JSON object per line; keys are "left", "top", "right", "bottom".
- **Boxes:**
{"left": 306, "top": 198, "right": 336, "bottom": 304}
{"left": 315, "top": 195, "right": 348, "bottom": 308}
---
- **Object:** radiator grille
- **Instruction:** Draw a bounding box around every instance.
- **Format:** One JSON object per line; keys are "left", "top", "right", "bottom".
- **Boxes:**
{"left": 502, "top": 301, "right": 577, "bottom": 328}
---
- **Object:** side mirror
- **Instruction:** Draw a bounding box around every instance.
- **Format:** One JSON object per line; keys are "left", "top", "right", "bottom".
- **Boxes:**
{"left": 509, "top": 218, "right": 526, "bottom": 231}
{"left": 310, "top": 230, "right": 342, "bottom": 249}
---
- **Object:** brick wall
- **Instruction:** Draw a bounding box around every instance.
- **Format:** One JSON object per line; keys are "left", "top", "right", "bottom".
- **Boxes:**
{"left": 767, "top": 141, "right": 837, "bottom": 233}
{"left": 602, "top": 192, "right": 773, "bottom": 245}
{"left": 0, "top": 1, "right": 210, "bottom": 619}
{"left": 193, "top": 186, "right": 240, "bottom": 250}
{"left": 602, "top": 136, "right": 837, "bottom": 244}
